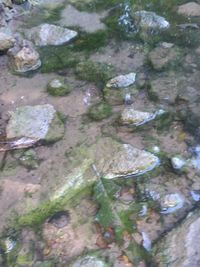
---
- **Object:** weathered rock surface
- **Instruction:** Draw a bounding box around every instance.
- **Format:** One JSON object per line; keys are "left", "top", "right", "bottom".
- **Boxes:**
{"left": 0, "top": 30, "right": 15, "bottom": 51}
{"left": 131, "top": 10, "right": 170, "bottom": 31}
{"left": 154, "top": 209, "right": 200, "bottom": 267}
{"left": 26, "top": 23, "right": 78, "bottom": 46}
{"left": 69, "top": 255, "right": 108, "bottom": 267}
{"left": 177, "top": 2, "right": 200, "bottom": 17}
{"left": 7, "top": 39, "right": 41, "bottom": 73}
{"left": 104, "top": 73, "right": 137, "bottom": 105}
{"left": 148, "top": 43, "right": 180, "bottom": 70}
{"left": 6, "top": 104, "right": 64, "bottom": 142}
{"left": 120, "top": 107, "right": 156, "bottom": 126}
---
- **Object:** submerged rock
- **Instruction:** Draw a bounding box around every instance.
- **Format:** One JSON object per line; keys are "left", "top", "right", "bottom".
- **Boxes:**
{"left": 0, "top": 30, "right": 15, "bottom": 51}
{"left": 148, "top": 43, "right": 181, "bottom": 70}
{"left": 90, "top": 138, "right": 159, "bottom": 179}
{"left": 65, "top": 137, "right": 159, "bottom": 181}
{"left": 47, "top": 78, "right": 71, "bottom": 96}
{"left": 120, "top": 107, "right": 156, "bottom": 126}
{"left": 6, "top": 104, "right": 64, "bottom": 142}
{"left": 177, "top": 2, "right": 200, "bottom": 17}
{"left": 26, "top": 23, "right": 78, "bottom": 46}
{"left": 104, "top": 72, "right": 137, "bottom": 105}
{"left": 7, "top": 39, "right": 41, "bottom": 73}
{"left": 154, "top": 210, "right": 200, "bottom": 267}
{"left": 69, "top": 255, "right": 109, "bottom": 267}
{"left": 131, "top": 10, "right": 170, "bottom": 31}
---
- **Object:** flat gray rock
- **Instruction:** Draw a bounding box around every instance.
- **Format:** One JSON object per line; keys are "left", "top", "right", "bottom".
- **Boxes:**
{"left": 6, "top": 104, "right": 64, "bottom": 142}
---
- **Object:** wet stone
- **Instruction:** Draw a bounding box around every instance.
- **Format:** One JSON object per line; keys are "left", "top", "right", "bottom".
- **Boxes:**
{"left": 6, "top": 104, "right": 64, "bottom": 143}
{"left": 25, "top": 23, "right": 78, "bottom": 46}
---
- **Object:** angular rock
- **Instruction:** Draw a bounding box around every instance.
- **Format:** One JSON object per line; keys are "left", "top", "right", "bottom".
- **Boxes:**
{"left": 6, "top": 104, "right": 64, "bottom": 142}
{"left": 120, "top": 107, "right": 156, "bottom": 126}
{"left": 132, "top": 10, "right": 170, "bottom": 31}
{"left": 90, "top": 138, "right": 159, "bottom": 179}
{"left": 148, "top": 43, "right": 180, "bottom": 70}
{"left": 104, "top": 73, "right": 137, "bottom": 105}
{"left": 7, "top": 39, "right": 41, "bottom": 73}
{"left": 69, "top": 255, "right": 109, "bottom": 267}
{"left": 65, "top": 137, "right": 159, "bottom": 181}
{"left": 154, "top": 210, "right": 200, "bottom": 267}
{"left": 0, "top": 30, "right": 15, "bottom": 51}
{"left": 177, "top": 2, "right": 200, "bottom": 17}
{"left": 26, "top": 23, "right": 78, "bottom": 46}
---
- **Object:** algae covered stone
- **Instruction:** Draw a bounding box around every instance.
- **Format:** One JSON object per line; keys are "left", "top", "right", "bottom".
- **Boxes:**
{"left": 88, "top": 102, "right": 112, "bottom": 121}
{"left": 47, "top": 78, "right": 71, "bottom": 96}
{"left": 106, "top": 72, "right": 136, "bottom": 88}
{"left": 75, "top": 60, "right": 115, "bottom": 84}
{"left": 120, "top": 107, "right": 156, "bottom": 126}
{"left": 6, "top": 104, "right": 64, "bottom": 142}
{"left": 26, "top": 23, "right": 78, "bottom": 46}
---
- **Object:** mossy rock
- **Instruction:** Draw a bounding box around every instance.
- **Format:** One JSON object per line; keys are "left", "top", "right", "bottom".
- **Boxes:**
{"left": 75, "top": 61, "right": 115, "bottom": 86}
{"left": 47, "top": 78, "right": 72, "bottom": 96}
{"left": 88, "top": 102, "right": 112, "bottom": 121}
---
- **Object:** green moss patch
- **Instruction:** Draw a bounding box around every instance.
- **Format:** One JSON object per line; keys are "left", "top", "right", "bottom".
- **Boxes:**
{"left": 75, "top": 60, "right": 115, "bottom": 86}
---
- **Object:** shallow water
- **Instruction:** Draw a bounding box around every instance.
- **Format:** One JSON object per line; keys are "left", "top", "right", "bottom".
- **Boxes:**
{"left": 0, "top": 0, "right": 200, "bottom": 266}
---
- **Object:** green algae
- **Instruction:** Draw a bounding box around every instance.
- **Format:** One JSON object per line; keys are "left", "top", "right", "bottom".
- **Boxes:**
{"left": 88, "top": 102, "right": 112, "bottom": 121}
{"left": 73, "top": 30, "right": 109, "bottom": 52}
{"left": 39, "top": 45, "right": 80, "bottom": 73}
{"left": 75, "top": 61, "right": 115, "bottom": 86}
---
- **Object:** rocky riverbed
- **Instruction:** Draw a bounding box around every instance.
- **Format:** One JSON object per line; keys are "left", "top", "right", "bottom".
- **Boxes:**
{"left": 0, "top": 0, "right": 200, "bottom": 266}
